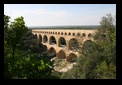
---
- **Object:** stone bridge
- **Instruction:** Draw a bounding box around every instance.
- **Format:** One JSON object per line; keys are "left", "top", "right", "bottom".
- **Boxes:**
{"left": 32, "top": 29, "right": 96, "bottom": 62}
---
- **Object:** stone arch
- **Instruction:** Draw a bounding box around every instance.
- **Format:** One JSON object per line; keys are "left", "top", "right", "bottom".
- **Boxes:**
{"left": 48, "top": 47, "right": 56, "bottom": 58}
{"left": 61, "top": 32, "right": 63, "bottom": 35}
{"left": 39, "top": 34, "right": 42, "bottom": 42}
{"left": 55, "top": 32, "right": 57, "bottom": 34}
{"left": 68, "top": 32, "right": 71, "bottom": 35}
{"left": 49, "top": 36, "right": 57, "bottom": 45}
{"left": 72, "top": 33, "right": 75, "bottom": 36}
{"left": 88, "top": 33, "right": 92, "bottom": 37}
{"left": 83, "top": 39, "right": 93, "bottom": 44}
{"left": 82, "top": 33, "right": 86, "bottom": 37}
{"left": 34, "top": 34, "right": 37, "bottom": 39}
{"left": 58, "top": 37, "right": 66, "bottom": 47}
{"left": 82, "top": 40, "right": 95, "bottom": 54}
{"left": 58, "top": 32, "right": 60, "bottom": 35}
{"left": 43, "top": 45, "right": 48, "bottom": 51}
{"left": 57, "top": 50, "right": 66, "bottom": 59}
{"left": 43, "top": 35, "right": 48, "bottom": 43}
{"left": 65, "top": 32, "right": 67, "bottom": 35}
{"left": 66, "top": 53, "right": 77, "bottom": 62}
{"left": 69, "top": 38, "right": 79, "bottom": 50}
{"left": 77, "top": 33, "right": 80, "bottom": 36}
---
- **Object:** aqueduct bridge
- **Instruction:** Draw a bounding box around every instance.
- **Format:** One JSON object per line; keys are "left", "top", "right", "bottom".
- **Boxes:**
{"left": 32, "top": 29, "right": 96, "bottom": 62}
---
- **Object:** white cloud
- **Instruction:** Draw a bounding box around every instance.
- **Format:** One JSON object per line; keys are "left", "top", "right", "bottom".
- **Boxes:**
{"left": 4, "top": 9, "right": 69, "bottom": 26}
{"left": 31, "top": 9, "right": 48, "bottom": 15}
{"left": 4, "top": 9, "right": 69, "bottom": 21}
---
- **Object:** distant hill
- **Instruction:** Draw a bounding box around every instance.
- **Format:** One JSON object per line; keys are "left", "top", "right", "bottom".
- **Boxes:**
{"left": 28, "top": 25, "right": 100, "bottom": 30}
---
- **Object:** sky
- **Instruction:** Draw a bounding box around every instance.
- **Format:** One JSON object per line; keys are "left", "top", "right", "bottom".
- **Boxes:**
{"left": 4, "top": 4, "right": 116, "bottom": 27}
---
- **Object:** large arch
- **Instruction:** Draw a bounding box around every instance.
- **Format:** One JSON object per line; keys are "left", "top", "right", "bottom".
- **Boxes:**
{"left": 39, "top": 34, "right": 42, "bottom": 42}
{"left": 43, "top": 45, "right": 48, "bottom": 52}
{"left": 69, "top": 38, "right": 79, "bottom": 50}
{"left": 66, "top": 53, "right": 77, "bottom": 62}
{"left": 57, "top": 50, "right": 66, "bottom": 59}
{"left": 48, "top": 47, "right": 56, "bottom": 58}
{"left": 43, "top": 35, "right": 48, "bottom": 43}
{"left": 58, "top": 37, "right": 66, "bottom": 47}
{"left": 82, "top": 40, "right": 95, "bottom": 55}
{"left": 49, "top": 36, "right": 57, "bottom": 45}
{"left": 34, "top": 34, "right": 37, "bottom": 39}
{"left": 88, "top": 33, "right": 92, "bottom": 37}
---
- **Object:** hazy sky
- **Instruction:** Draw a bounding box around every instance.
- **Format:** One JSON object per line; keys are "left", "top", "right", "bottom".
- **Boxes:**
{"left": 4, "top": 4, "right": 116, "bottom": 26}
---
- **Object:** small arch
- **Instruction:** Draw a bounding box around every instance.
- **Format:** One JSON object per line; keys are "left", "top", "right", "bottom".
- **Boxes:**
{"left": 82, "top": 33, "right": 86, "bottom": 37}
{"left": 68, "top": 32, "right": 71, "bottom": 35}
{"left": 65, "top": 32, "right": 67, "bottom": 35}
{"left": 72, "top": 33, "right": 75, "bottom": 36}
{"left": 51, "top": 32, "right": 52, "bottom": 34}
{"left": 58, "top": 32, "right": 60, "bottom": 35}
{"left": 61, "top": 32, "right": 63, "bottom": 35}
{"left": 43, "top": 35, "right": 48, "bottom": 43}
{"left": 77, "top": 33, "right": 80, "bottom": 36}
{"left": 53, "top": 32, "right": 54, "bottom": 34}
{"left": 49, "top": 36, "right": 57, "bottom": 45}
{"left": 57, "top": 50, "right": 66, "bottom": 59}
{"left": 55, "top": 32, "right": 57, "bottom": 34}
{"left": 66, "top": 53, "right": 77, "bottom": 62}
{"left": 88, "top": 33, "right": 92, "bottom": 37}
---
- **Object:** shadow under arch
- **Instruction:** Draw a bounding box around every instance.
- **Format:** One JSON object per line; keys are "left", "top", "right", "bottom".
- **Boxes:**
{"left": 48, "top": 47, "right": 56, "bottom": 58}
{"left": 43, "top": 45, "right": 48, "bottom": 52}
{"left": 49, "top": 36, "right": 57, "bottom": 45}
{"left": 34, "top": 34, "right": 37, "bottom": 39}
{"left": 57, "top": 50, "right": 66, "bottom": 59}
{"left": 69, "top": 38, "right": 79, "bottom": 51}
{"left": 39, "top": 34, "right": 42, "bottom": 42}
{"left": 82, "top": 40, "right": 96, "bottom": 55}
{"left": 58, "top": 37, "right": 66, "bottom": 47}
{"left": 43, "top": 35, "right": 48, "bottom": 43}
{"left": 66, "top": 53, "right": 77, "bottom": 62}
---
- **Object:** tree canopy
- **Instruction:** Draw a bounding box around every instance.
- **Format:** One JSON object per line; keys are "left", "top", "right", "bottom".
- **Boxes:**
{"left": 60, "top": 13, "right": 116, "bottom": 79}
{"left": 4, "top": 15, "right": 57, "bottom": 79}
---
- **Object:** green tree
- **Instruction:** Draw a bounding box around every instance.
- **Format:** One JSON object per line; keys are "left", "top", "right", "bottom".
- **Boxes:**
{"left": 4, "top": 50, "right": 57, "bottom": 79}
{"left": 4, "top": 15, "right": 28, "bottom": 58}
{"left": 4, "top": 15, "right": 58, "bottom": 79}
{"left": 60, "top": 13, "right": 116, "bottom": 79}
